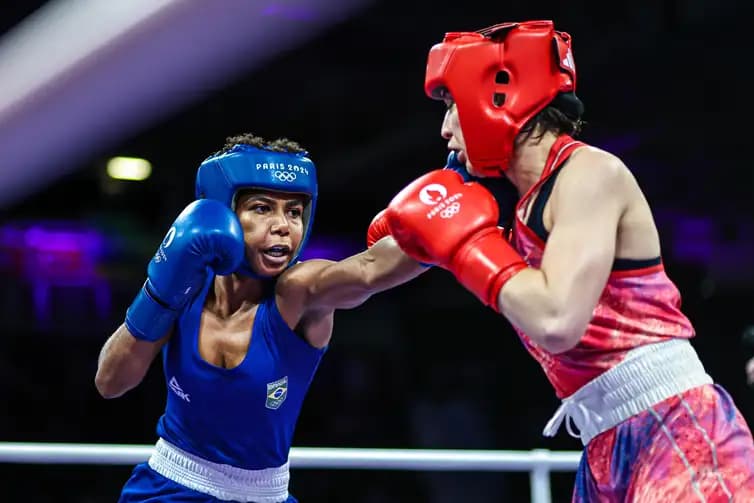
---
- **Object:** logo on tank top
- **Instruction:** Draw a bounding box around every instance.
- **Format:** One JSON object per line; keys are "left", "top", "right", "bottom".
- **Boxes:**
{"left": 265, "top": 376, "right": 288, "bottom": 410}
{"left": 169, "top": 376, "right": 190, "bottom": 403}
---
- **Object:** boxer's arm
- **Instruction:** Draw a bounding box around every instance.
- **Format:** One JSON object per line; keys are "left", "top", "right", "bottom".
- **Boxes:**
{"left": 276, "top": 237, "right": 424, "bottom": 317}
{"left": 498, "top": 150, "right": 626, "bottom": 353}
{"left": 313, "top": 236, "right": 426, "bottom": 308}
{"left": 95, "top": 324, "right": 169, "bottom": 398}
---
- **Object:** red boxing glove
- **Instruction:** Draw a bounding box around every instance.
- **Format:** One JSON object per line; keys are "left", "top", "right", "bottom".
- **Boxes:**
{"left": 385, "top": 170, "right": 526, "bottom": 310}
{"left": 366, "top": 209, "right": 390, "bottom": 248}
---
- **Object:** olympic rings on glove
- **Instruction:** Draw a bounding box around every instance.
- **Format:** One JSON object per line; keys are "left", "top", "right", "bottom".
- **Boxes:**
{"left": 440, "top": 202, "right": 461, "bottom": 219}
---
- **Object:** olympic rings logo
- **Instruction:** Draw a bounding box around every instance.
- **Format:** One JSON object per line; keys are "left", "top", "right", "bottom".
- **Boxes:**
{"left": 440, "top": 202, "right": 461, "bottom": 219}
{"left": 272, "top": 171, "right": 297, "bottom": 182}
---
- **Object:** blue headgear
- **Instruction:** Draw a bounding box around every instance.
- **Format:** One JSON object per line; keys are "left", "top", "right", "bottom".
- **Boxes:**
{"left": 195, "top": 144, "right": 318, "bottom": 277}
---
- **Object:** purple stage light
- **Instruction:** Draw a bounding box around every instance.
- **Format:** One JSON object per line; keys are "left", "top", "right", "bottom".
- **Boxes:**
{"left": 299, "top": 235, "right": 362, "bottom": 261}
{"left": 22, "top": 224, "right": 106, "bottom": 279}
{"left": 0, "top": 221, "right": 112, "bottom": 324}
{"left": 670, "top": 216, "right": 715, "bottom": 264}
{"left": 262, "top": 3, "right": 318, "bottom": 21}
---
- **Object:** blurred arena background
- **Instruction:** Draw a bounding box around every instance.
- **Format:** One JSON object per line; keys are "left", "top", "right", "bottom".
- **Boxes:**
{"left": 0, "top": 0, "right": 752, "bottom": 501}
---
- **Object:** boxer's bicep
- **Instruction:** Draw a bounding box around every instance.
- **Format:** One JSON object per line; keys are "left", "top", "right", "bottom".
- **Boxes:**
{"left": 499, "top": 151, "right": 626, "bottom": 352}
{"left": 540, "top": 152, "right": 626, "bottom": 336}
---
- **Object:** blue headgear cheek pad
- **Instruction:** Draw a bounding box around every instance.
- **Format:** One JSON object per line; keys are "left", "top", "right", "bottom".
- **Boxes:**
{"left": 195, "top": 144, "right": 318, "bottom": 277}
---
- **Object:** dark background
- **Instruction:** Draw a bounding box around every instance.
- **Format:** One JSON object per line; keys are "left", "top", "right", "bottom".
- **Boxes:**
{"left": 1, "top": 1, "right": 753, "bottom": 501}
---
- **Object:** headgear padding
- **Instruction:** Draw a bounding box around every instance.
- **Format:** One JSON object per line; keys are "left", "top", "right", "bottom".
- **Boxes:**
{"left": 425, "top": 20, "right": 580, "bottom": 176}
{"left": 195, "top": 144, "right": 318, "bottom": 276}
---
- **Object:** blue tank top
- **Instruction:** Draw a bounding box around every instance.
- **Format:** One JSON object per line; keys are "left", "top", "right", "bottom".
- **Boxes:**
{"left": 156, "top": 276, "right": 326, "bottom": 470}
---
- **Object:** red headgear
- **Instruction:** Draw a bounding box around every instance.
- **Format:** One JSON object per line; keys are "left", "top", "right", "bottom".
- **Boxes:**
{"left": 425, "top": 20, "right": 578, "bottom": 176}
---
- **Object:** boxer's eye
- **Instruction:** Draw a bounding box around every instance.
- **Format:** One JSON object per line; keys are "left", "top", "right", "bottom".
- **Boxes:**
{"left": 251, "top": 204, "right": 270, "bottom": 214}
{"left": 287, "top": 208, "right": 303, "bottom": 219}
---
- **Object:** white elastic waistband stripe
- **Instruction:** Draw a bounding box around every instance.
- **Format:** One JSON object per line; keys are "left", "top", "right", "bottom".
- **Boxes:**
{"left": 148, "top": 438, "right": 290, "bottom": 503}
{"left": 543, "top": 339, "right": 712, "bottom": 446}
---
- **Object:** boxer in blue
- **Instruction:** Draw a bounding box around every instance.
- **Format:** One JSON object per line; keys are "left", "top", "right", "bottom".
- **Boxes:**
{"left": 95, "top": 134, "right": 426, "bottom": 502}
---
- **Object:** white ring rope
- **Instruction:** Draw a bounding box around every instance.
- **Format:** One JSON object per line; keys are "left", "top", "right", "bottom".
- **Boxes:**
{"left": 0, "top": 442, "right": 581, "bottom": 470}
{"left": 0, "top": 443, "right": 582, "bottom": 503}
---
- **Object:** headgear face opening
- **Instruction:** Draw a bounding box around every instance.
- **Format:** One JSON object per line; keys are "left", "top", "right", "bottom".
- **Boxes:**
{"left": 195, "top": 144, "right": 318, "bottom": 277}
{"left": 425, "top": 20, "right": 579, "bottom": 176}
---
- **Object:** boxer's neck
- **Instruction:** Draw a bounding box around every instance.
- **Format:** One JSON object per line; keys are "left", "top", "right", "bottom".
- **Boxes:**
{"left": 505, "top": 130, "right": 559, "bottom": 197}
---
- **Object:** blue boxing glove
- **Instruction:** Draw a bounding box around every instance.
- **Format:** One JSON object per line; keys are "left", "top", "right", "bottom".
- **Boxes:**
{"left": 125, "top": 199, "right": 245, "bottom": 341}
{"left": 443, "top": 150, "right": 472, "bottom": 181}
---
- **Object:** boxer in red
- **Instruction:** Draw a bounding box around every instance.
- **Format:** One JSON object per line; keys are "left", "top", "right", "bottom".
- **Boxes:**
{"left": 377, "top": 20, "right": 754, "bottom": 501}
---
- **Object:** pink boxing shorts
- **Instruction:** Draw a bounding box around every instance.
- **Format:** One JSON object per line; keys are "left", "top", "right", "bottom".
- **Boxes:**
{"left": 573, "top": 384, "right": 754, "bottom": 502}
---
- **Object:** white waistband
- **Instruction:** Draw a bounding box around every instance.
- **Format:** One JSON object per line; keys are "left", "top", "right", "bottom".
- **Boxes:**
{"left": 147, "top": 438, "right": 290, "bottom": 502}
{"left": 543, "top": 338, "right": 713, "bottom": 446}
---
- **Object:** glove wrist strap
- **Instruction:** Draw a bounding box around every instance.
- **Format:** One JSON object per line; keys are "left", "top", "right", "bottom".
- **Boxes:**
{"left": 450, "top": 228, "right": 526, "bottom": 312}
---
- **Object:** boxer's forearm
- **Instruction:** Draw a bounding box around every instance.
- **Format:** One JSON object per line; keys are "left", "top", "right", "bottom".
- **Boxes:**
{"left": 95, "top": 323, "right": 168, "bottom": 398}
{"left": 305, "top": 237, "right": 426, "bottom": 311}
